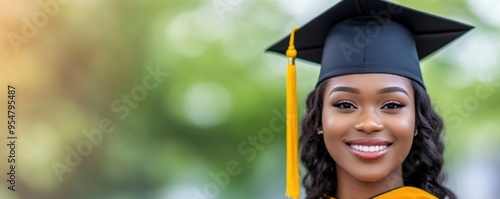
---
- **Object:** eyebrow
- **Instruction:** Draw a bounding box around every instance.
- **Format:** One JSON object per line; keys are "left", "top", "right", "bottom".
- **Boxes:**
{"left": 328, "top": 86, "right": 360, "bottom": 96}
{"left": 376, "top": 86, "right": 410, "bottom": 97}
{"left": 328, "top": 86, "right": 409, "bottom": 97}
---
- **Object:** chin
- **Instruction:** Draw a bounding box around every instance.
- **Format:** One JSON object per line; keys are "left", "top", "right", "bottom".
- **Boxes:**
{"left": 352, "top": 171, "right": 390, "bottom": 183}
{"left": 343, "top": 163, "right": 398, "bottom": 183}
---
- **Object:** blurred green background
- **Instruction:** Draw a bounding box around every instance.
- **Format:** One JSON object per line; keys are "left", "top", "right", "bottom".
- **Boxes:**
{"left": 0, "top": 0, "right": 499, "bottom": 198}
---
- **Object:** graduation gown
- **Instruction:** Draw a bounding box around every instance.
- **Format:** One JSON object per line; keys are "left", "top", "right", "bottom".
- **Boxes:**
{"left": 328, "top": 186, "right": 438, "bottom": 199}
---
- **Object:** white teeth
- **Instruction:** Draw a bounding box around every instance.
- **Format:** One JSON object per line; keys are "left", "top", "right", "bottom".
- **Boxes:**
{"left": 350, "top": 145, "right": 388, "bottom": 152}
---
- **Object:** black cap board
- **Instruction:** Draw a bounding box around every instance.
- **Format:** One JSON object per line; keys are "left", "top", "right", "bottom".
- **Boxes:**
{"left": 266, "top": 0, "right": 474, "bottom": 88}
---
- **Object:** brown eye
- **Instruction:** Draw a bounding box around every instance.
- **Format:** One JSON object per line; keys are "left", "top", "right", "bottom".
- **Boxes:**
{"left": 333, "top": 101, "right": 357, "bottom": 109}
{"left": 381, "top": 101, "right": 405, "bottom": 109}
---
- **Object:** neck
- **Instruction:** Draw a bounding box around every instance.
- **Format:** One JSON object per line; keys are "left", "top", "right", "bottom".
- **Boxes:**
{"left": 335, "top": 165, "right": 404, "bottom": 199}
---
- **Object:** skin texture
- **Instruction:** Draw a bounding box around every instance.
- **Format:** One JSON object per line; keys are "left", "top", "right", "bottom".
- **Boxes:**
{"left": 321, "top": 73, "right": 415, "bottom": 199}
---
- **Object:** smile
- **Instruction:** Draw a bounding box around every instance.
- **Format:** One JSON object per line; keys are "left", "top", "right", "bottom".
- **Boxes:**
{"left": 345, "top": 138, "right": 393, "bottom": 160}
{"left": 349, "top": 145, "right": 388, "bottom": 152}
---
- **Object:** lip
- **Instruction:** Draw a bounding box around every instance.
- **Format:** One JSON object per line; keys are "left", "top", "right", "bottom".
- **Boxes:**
{"left": 345, "top": 138, "right": 392, "bottom": 146}
{"left": 345, "top": 138, "right": 393, "bottom": 160}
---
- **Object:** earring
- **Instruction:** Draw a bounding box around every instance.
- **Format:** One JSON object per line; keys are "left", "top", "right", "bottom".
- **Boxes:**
{"left": 317, "top": 130, "right": 323, "bottom": 135}
{"left": 414, "top": 129, "right": 418, "bottom": 137}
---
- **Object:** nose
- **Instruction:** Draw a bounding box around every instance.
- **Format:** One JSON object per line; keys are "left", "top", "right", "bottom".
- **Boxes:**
{"left": 354, "top": 109, "right": 384, "bottom": 133}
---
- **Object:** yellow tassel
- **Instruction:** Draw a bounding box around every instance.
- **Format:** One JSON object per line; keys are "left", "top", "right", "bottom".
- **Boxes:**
{"left": 285, "top": 26, "right": 300, "bottom": 199}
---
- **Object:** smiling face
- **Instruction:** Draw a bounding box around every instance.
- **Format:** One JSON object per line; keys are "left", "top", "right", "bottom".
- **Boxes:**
{"left": 322, "top": 73, "right": 415, "bottom": 183}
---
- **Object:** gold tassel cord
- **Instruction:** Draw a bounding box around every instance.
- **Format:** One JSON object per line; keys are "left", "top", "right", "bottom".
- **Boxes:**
{"left": 285, "top": 26, "right": 300, "bottom": 199}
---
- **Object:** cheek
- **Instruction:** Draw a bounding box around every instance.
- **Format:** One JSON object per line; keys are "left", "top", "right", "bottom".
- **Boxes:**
{"left": 386, "top": 110, "right": 416, "bottom": 160}
{"left": 321, "top": 109, "right": 354, "bottom": 139}
{"left": 321, "top": 109, "right": 355, "bottom": 158}
{"left": 387, "top": 112, "right": 415, "bottom": 140}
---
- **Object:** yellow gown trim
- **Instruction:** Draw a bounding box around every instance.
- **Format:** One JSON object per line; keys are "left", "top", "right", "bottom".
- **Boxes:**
{"left": 328, "top": 186, "right": 438, "bottom": 199}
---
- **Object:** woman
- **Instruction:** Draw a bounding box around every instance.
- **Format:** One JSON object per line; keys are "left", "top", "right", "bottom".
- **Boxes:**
{"left": 301, "top": 74, "right": 450, "bottom": 198}
{"left": 267, "top": 0, "right": 473, "bottom": 198}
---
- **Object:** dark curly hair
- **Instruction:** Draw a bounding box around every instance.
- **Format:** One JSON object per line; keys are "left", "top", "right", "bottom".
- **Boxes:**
{"left": 300, "top": 79, "right": 456, "bottom": 199}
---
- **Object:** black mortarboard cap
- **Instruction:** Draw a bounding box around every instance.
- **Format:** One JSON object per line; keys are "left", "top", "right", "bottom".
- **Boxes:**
{"left": 266, "top": 0, "right": 474, "bottom": 88}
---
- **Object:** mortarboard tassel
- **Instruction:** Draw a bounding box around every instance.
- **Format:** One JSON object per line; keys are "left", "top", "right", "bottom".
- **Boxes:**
{"left": 285, "top": 26, "right": 300, "bottom": 199}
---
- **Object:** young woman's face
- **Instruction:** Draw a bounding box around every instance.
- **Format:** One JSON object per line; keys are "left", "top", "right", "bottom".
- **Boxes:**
{"left": 322, "top": 73, "right": 415, "bottom": 183}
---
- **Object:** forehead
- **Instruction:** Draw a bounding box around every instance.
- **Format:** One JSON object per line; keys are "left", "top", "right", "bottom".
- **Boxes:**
{"left": 326, "top": 73, "right": 413, "bottom": 92}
